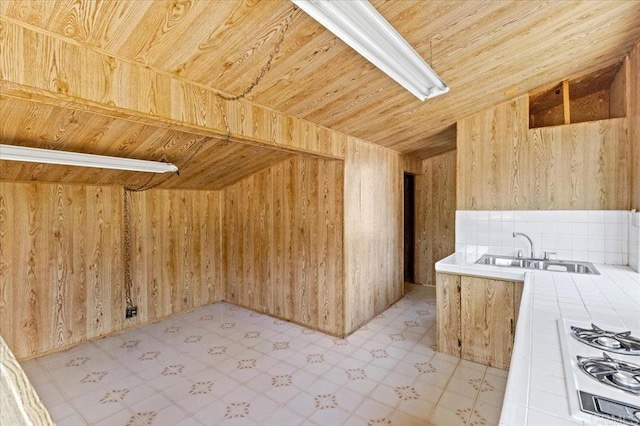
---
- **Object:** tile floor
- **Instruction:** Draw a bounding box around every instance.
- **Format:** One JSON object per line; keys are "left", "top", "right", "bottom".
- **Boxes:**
{"left": 21, "top": 285, "right": 507, "bottom": 425}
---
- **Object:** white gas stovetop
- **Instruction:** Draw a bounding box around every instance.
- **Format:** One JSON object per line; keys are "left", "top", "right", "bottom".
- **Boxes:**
{"left": 558, "top": 319, "right": 640, "bottom": 425}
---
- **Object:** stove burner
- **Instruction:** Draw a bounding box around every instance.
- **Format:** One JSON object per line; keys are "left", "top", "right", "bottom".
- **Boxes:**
{"left": 596, "top": 336, "right": 621, "bottom": 349}
{"left": 571, "top": 323, "right": 640, "bottom": 355}
{"left": 612, "top": 371, "right": 640, "bottom": 389}
{"left": 577, "top": 352, "right": 640, "bottom": 394}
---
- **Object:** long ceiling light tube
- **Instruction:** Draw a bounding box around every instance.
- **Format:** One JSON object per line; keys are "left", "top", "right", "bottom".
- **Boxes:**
{"left": 0, "top": 144, "right": 178, "bottom": 174}
{"left": 291, "top": 0, "right": 449, "bottom": 101}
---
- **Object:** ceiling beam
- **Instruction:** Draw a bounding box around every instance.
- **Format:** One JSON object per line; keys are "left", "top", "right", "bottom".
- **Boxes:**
{"left": 0, "top": 18, "right": 346, "bottom": 160}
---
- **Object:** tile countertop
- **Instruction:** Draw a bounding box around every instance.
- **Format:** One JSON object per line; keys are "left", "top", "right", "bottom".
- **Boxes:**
{"left": 435, "top": 252, "right": 640, "bottom": 426}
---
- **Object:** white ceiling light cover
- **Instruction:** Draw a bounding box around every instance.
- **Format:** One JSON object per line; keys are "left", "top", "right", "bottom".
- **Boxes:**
{"left": 0, "top": 144, "right": 179, "bottom": 174}
{"left": 292, "top": 0, "right": 449, "bottom": 101}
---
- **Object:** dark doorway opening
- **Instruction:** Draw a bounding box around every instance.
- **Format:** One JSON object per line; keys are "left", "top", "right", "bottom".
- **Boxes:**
{"left": 403, "top": 173, "right": 415, "bottom": 283}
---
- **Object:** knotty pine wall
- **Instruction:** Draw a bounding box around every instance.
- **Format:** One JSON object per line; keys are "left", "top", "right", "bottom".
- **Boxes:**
{"left": 0, "top": 183, "right": 128, "bottom": 359}
{"left": 343, "top": 139, "right": 403, "bottom": 334}
{"left": 127, "top": 190, "right": 224, "bottom": 325}
{"left": 415, "top": 150, "right": 457, "bottom": 286}
{"left": 1, "top": 150, "right": 405, "bottom": 356}
{"left": 457, "top": 95, "right": 630, "bottom": 210}
{"left": 0, "top": 183, "right": 229, "bottom": 360}
{"left": 222, "top": 156, "right": 345, "bottom": 336}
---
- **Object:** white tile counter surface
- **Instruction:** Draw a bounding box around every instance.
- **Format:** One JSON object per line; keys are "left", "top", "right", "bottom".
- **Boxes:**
{"left": 435, "top": 252, "right": 640, "bottom": 426}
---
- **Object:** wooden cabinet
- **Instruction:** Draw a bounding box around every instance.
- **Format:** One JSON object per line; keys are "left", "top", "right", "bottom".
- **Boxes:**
{"left": 436, "top": 273, "right": 523, "bottom": 369}
{"left": 436, "top": 273, "right": 461, "bottom": 357}
{"left": 461, "top": 276, "right": 518, "bottom": 369}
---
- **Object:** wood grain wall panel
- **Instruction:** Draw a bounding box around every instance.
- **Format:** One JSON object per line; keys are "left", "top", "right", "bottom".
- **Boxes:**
{"left": 222, "top": 156, "right": 345, "bottom": 336}
{"left": 0, "top": 183, "right": 13, "bottom": 348}
{"left": 529, "top": 119, "right": 629, "bottom": 210}
{"left": 343, "top": 138, "right": 403, "bottom": 334}
{"left": 84, "top": 186, "right": 124, "bottom": 339}
{"left": 415, "top": 151, "right": 457, "bottom": 286}
{"left": 457, "top": 96, "right": 529, "bottom": 210}
{"left": 0, "top": 181, "right": 226, "bottom": 360}
{"left": 630, "top": 40, "right": 640, "bottom": 210}
{"left": 0, "top": 19, "right": 345, "bottom": 160}
{"left": 403, "top": 155, "right": 423, "bottom": 175}
{"left": 458, "top": 95, "right": 630, "bottom": 210}
{"left": 128, "top": 189, "right": 223, "bottom": 324}
{"left": 0, "top": 182, "right": 125, "bottom": 359}
{"left": 610, "top": 58, "right": 629, "bottom": 119}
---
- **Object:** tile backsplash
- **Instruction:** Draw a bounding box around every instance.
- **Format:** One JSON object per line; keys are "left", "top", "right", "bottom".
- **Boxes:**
{"left": 455, "top": 210, "right": 631, "bottom": 266}
{"left": 630, "top": 211, "right": 640, "bottom": 271}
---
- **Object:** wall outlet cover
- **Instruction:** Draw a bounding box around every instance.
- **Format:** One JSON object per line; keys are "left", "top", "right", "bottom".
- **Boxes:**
{"left": 126, "top": 306, "right": 138, "bottom": 318}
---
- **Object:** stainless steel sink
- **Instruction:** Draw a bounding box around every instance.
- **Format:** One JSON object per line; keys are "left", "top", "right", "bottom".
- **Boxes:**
{"left": 475, "top": 254, "right": 599, "bottom": 275}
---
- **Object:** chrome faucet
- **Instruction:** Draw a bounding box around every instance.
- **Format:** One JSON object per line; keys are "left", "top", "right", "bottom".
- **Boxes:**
{"left": 513, "top": 232, "right": 535, "bottom": 259}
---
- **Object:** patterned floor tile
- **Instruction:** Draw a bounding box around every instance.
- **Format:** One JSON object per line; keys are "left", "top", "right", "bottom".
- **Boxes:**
{"left": 25, "top": 284, "right": 507, "bottom": 425}
{"left": 263, "top": 407, "right": 306, "bottom": 426}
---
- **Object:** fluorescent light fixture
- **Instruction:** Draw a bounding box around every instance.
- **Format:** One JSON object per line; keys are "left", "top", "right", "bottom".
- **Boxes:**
{"left": 0, "top": 144, "right": 178, "bottom": 174}
{"left": 292, "top": 0, "right": 449, "bottom": 101}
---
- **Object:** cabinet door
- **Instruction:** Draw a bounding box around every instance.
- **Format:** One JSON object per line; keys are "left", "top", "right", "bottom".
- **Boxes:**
{"left": 514, "top": 281, "right": 523, "bottom": 328}
{"left": 436, "top": 273, "right": 461, "bottom": 357}
{"left": 461, "top": 276, "right": 515, "bottom": 369}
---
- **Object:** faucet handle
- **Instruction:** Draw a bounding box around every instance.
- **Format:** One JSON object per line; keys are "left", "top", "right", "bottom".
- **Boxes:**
{"left": 543, "top": 251, "right": 556, "bottom": 260}
{"left": 516, "top": 250, "right": 523, "bottom": 258}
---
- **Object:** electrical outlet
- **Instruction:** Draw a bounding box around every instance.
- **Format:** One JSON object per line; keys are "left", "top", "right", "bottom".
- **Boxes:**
{"left": 126, "top": 306, "right": 138, "bottom": 318}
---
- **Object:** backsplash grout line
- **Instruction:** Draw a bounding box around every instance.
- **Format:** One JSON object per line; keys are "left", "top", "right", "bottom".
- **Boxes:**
{"left": 454, "top": 210, "right": 635, "bottom": 267}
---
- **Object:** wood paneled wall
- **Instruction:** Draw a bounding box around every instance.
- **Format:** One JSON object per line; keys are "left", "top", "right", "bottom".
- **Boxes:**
{"left": 0, "top": 182, "right": 125, "bottom": 359}
{"left": 0, "top": 182, "right": 226, "bottom": 360}
{"left": 128, "top": 190, "right": 224, "bottom": 325}
{"left": 528, "top": 119, "right": 629, "bottom": 209}
{"left": 0, "top": 18, "right": 345, "bottom": 159}
{"left": 457, "top": 95, "right": 630, "bottom": 210}
{"left": 222, "top": 156, "right": 345, "bottom": 336}
{"left": 630, "top": 40, "right": 640, "bottom": 211}
{"left": 415, "top": 151, "right": 457, "bottom": 286}
{"left": 343, "top": 138, "right": 403, "bottom": 334}
{"left": 610, "top": 58, "right": 629, "bottom": 119}
{"left": 457, "top": 96, "right": 529, "bottom": 210}
{"left": 0, "top": 150, "right": 407, "bottom": 354}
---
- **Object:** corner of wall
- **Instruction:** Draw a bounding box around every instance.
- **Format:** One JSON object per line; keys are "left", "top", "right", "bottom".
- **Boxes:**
{"left": 629, "top": 211, "right": 640, "bottom": 272}
{"left": 629, "top": 38, "right": 640, "bottom": 211}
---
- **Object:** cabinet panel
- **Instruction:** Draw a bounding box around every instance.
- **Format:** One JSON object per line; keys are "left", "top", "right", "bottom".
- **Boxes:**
{"left": 514, "top": 281, "right": 524, "bottom": 329}
{"left": 436, "top": 273, "right": 461, "bottom": 357}
{"left": 461, "top": 276, "right": 515, "bottom": 369}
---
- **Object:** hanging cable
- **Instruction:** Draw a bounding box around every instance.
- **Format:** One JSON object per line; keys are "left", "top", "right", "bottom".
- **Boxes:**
{"left": 121, "top": 5, "right": 297, "bottom": 310}
{"left": 216, "top": 5, "right": 297, "bottom": 101}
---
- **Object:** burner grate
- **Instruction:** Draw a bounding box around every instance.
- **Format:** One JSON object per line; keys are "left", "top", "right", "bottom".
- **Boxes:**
{"left": 577, "top": 352, "right": 640, "bottom": 394}
{"left": 571, "top": 323, "right": 640, "bottom": 356}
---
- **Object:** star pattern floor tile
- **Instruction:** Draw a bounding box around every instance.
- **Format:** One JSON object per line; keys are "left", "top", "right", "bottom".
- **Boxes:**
{"left": 23, "top": 285, "right": 506, "bottom": 425}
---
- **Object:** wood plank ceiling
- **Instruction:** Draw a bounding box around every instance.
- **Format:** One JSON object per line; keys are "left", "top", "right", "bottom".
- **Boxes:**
{"left": 0, "top": 97, "right": 292, "bottom": 190}
{"left": 1, "top": 0, "right": 640, "bottom": 159}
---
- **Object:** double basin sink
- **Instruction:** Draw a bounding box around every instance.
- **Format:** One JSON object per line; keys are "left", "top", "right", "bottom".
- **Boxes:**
{"left": 476, "top": 254, "right": 599, "bottom": 275}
